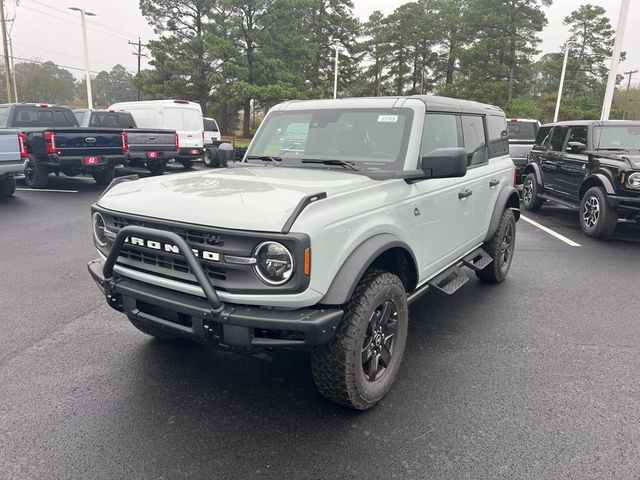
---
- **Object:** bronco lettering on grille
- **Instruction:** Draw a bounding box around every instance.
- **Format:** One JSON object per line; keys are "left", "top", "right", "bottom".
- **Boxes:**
{"left": 125, "top": 236, "right": 220, "bottom": 261}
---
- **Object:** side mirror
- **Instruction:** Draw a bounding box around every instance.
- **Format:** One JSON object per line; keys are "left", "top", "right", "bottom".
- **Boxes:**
{"left": 421, "top": 148, "right": 468, "bottom": 178}
{"left": 218, "top": 142, "right": 235, "bottom": 164}
{"left": 567, "top": 141, "right": 586, "bottom": 154}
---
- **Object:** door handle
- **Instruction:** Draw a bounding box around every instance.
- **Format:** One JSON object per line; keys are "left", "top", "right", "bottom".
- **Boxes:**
{"left": 489, "top": 179, "right": 500, "bottom": 187}
{"left": 458, "top": 189, "right": 473, "bottom": 199}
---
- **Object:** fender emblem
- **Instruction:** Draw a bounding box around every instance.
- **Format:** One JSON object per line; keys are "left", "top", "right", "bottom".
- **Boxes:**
{"left": 413, "top": 207, "right": 421, "bottom": 217}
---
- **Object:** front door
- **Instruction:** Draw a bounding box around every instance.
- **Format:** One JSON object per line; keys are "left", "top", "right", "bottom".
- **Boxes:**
{"left": 540, "top": 126, "right": 568, "bottom": 191}
{"left": 557, "top": 125, "right": 589, "bottom": 198}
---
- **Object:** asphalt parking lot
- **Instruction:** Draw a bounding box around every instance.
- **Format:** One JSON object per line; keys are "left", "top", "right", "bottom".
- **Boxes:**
{"left": 1, "top": 165, "right": 639, "bottom": 480}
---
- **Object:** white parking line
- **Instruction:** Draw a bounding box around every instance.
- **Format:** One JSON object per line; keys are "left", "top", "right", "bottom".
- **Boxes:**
{"left": 520, "top": 215, "right": 581, "bottom": 247}
{"left": 16, "top": 188, "right": 79, "bottom": 194}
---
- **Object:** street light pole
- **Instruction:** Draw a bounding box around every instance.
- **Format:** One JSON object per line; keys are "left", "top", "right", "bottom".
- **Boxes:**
{"left": 333, "top": 44, "right": 340, "bottom": 99}
{"left": 69, "top": 7, "right": 96, "bottom": 109}
{"left": 601, "top": 0, "right": 630, "bottom": 121}
{"left": 554, "top": 43, "right": 573, "bottom": 123}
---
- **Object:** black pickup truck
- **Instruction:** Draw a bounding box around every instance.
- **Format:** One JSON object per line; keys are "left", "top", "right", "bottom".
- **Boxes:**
{"left": 74, "top": 109, "right": 178, "bottom": 175}
{"left": 522, "top": 120, "right": 640, "bottom": 238}
{"left": 0, "top": 103, "right": 127, "bottom": 188}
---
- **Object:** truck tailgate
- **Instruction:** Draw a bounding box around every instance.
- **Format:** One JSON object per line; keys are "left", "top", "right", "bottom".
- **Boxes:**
{"left": 126, "top": 129, "right": 175, "bottom": 151}
{"left": 0, "top": 129, "right": 21, "bottom": 163}
{"left": 47, "top": 128, "right": 124, "bottom": 155}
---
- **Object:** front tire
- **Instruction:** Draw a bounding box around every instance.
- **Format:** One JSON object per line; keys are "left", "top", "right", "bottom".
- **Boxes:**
{"left": 477, "top": 209, "right": 516, "bottom": 283}
{"left": 23, "top": 158, "right": 49, "bottom": 188}
{"left": 311, "top": 270, "right": 408, "bottom": 410}
{"left": 522, "top": 173, "right": 544, "bottom": 211}
{"left": 92, "top": 168, "right": 115, "bottom": 186}
{"left": 579, "top": 186, "right": 618, "bottom": 238}
{"left": 127, "top": 315, "right": 178, "bottom": 340}
{"left": 0, "top": 175, "right": 16, "bottom": 197}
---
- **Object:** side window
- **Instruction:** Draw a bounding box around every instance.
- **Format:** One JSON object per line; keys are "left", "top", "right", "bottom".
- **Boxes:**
{"left": 461, "top": 115, "right": 487, "bottom": 166}
{"left": 565, "top": 126, "right": 587, "bottom": 152}
{"left": 0, "top": 107, "right": 8, "bottom": 127}
{"left": 549, "top": 127, "right": 568, "bottom": 152}
{"left": 419, "top": 113, "right": 461, "bottom": 158}
{"left": 487, "top": 114, "right": 509, "bottom": 158}
{"left": 534, "top": 126, "right": 552, "bottom": 148}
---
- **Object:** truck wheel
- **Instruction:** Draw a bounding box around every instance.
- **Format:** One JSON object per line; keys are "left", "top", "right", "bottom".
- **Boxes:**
{"left": 92, "top": 168, "right": 115, "bottom": 186}
{"left": 522, "top": 173, "right": 543, "bottom": 211}
{"left": 311, "top": 270, "right": 408, "bottom": 410}
{"left": 203, "top": 149, "right": 220, "bottom": 168}
{"left": 181, "top": 160, "right": 194, "bottom": 169}
{"left": 0, "top": 175, "right": 16, "bottom": 197}
{"left": 580, "top": 186, "right": 618, "bottom": 239}
{"left": 477, "top": 208, "right": 516, "bottom": 283}
{"left": 23, "top": 158, "right": 49, "bottom": 188}
{"left": 127, "top": 315, "right": 178, "bottom": 340}
{"left": 146, "top": 161, "right": 167, "bottom": 176}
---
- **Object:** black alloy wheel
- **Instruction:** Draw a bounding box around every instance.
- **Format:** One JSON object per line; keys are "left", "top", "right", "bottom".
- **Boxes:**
{"left": 361, "top": 300, "right": 399, "bottom": 382}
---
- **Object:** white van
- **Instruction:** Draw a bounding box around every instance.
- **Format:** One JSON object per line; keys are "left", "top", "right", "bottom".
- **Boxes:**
{"left": 109, "top": 100, "right": 204, "bottom": 167}
{"left": 203, "top": 117, "right": 221, "bottom": 144}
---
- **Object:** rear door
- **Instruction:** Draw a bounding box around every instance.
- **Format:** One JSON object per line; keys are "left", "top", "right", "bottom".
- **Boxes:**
{"left": 161, "top": 103, "right": 203, "bottom": 149}
{"left": 540, "top": 126, "right": 568, "bottom": 191}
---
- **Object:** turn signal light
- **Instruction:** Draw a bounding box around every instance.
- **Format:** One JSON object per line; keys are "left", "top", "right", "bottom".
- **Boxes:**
{"left": 18, "top": 132, "right": 28, "bottom": 157}
{"left": 304, "top": 248, "right": 311, "bottom": 276}
{"left": 43, "top": 131, "right": 56, "bottom": 154}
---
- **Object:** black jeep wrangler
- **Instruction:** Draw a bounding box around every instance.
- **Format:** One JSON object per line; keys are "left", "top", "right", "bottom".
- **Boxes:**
{"left": 522, "top": 120, "right": 640, "bottom": 238}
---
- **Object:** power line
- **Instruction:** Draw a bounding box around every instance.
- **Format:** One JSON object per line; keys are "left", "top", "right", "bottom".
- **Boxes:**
{"left": 12, "top": 40, "right": 115, "bottom": 68}
{"left": 10, "top": 54, "right": 103, "bottom": 75}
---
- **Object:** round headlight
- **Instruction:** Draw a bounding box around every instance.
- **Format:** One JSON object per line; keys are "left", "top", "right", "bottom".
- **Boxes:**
{"left": 253, "top": 241, "right": 294, "bottom": 285}
{"left": 92, "top": 212, "right": 107, "bottom": 246}
{"left": 628, "top": 172, "right": 640, "bottom": 188}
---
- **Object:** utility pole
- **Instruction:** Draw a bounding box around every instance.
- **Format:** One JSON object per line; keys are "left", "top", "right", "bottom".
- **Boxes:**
{"left": 69, "top": 7, "right": 96, "bottom": 109}
{"left": 601, "top": 0, "right": 630, "bottom": 121}
{"left": 622, "top": 69, "right": 638, "bottom": 119}
{"left": 0, "top": 0, "right": 14, "bottom": 103}
{"left": 128, "top": 37, "right": 148, "bottom": 101}
{"left": 333, "top": 44, "right": 340, "bottom": 99}
{"left": 554, "top": 42, "right": 575, "bottom": 123}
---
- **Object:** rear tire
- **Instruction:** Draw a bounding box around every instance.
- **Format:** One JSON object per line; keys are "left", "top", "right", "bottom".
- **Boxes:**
{"left": 522, "top": 173, "right": 544, "bottom": 211}
{"left": 0, "top": 175, "right": 16, "bottom": 198}
{"left": 477, "top": 209, "right": 516, "bottom": 283}
{"left": 311, "top": 270, "right": 408, "bottom": 410}
{"left": 203, "top": 148, "right": 221, "bottom": 168}
{"left": 23, "top": 158, "right": 49, "bottom": 188}
{"left": 127, "top": 315, "right": 178, "bottom": 340}
{"left": 146, "top": 161, "right": 167, "bottom": 176}
{"left": 92, "top": 168, "right": 115, "bottom": 186}
{"left": 181, "top": 160, "right": 194, "bottom": 169}
{"left": 579, "top": 186, "right": 618, "bottom": 238}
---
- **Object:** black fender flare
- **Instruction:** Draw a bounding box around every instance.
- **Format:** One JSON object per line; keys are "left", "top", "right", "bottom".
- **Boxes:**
{"left": 580, "top": 173, "right": 616, "bottom": 196}
{"left": 484, "top": 185, "right": 520, "bottom": 242}
{"left": 321, "top": 233, "right": 418, "bottom": 306}
{"left": 523, "top": 162, "right": 542, "bottom": 185}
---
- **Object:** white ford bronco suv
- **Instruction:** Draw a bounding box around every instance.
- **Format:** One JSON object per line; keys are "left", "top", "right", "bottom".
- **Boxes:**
{"left": 88, "top": 96, "right": 519, "bottom": 409}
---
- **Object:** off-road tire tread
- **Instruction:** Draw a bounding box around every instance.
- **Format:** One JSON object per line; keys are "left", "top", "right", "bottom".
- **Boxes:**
{"left": 523, "top": 173, "right": 544, "bottom": 211}
{"left": 477, "top": 209, "right": 516, "bottom": 283}
{"left": 127, "top": 315, "right": 178, "bottom": 340}
{"left": 580, "top": 186, "right": 618, "bottom": 239}
{"left": 311, "top": 270, "right": 405, "bottom": 410}
{"left": 0, "top": 175, "right": 16, "bottom": 197}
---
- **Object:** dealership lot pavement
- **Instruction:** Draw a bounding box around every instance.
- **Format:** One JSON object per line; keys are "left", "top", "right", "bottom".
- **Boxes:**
{"left": 1, "top": 166, "right": 639, "bottom": 480}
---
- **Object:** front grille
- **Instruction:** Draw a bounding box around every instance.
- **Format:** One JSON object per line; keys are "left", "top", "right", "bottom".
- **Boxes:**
{"left": 119, "top": 246, "right": 226, "bottom": 281}
{"left": 112, "top": 216, "right": 223, "bottom": 248}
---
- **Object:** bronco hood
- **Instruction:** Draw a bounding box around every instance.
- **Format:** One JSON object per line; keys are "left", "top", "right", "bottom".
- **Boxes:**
{"left": 98, "top": 166, "right": 376, "bottom": 232}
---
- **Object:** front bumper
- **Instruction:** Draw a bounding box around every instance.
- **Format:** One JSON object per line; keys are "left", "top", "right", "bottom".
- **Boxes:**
{"left": 608, "top": 194, "right": 640, "bottom": 216}
{"left": 0, "top": 159, "right": 26, "bottom": 176}
{"left": 87, "top": 225, "right": 342, "bottom": 349}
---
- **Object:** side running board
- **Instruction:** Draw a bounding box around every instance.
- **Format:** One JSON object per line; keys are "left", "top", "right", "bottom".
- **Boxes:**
{"left": 427, "top": 247, "right": 493, "bottom": 295}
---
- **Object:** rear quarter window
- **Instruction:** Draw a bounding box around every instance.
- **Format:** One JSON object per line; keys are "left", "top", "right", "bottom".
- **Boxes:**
{"left": 534, "top": 126, "right": 552, "bottom": 148}
{"left": 487, "top": 115, "right": 509, "bottom": 158}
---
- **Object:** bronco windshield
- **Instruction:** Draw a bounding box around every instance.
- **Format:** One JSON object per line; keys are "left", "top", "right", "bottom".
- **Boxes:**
{"left": 593, "top": 125, "right": 640, "bottom": 151}
{"left": 245, "top": 108, "right": 414, "bottom": 171}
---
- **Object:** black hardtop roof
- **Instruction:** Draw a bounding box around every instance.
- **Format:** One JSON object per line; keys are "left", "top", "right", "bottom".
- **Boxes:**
{"left": 541, "top": 120, "right": 640, "bottom": 128}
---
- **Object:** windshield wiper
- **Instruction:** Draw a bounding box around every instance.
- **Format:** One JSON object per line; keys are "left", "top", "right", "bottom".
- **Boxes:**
{"left": 245, "top": 155, "right": 282, "bottom": 165}
{"left": 301, "top": 159, "right": 359, "bottom": 171}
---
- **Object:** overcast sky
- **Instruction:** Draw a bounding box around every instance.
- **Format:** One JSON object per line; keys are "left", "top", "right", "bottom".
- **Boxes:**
{"left": 8, "top": 0, "right": 640, "bottom": 85}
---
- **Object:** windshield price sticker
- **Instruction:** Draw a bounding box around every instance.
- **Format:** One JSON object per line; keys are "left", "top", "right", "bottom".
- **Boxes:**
{"left": 377, "top": 115, "right": 399, "bottom": 123}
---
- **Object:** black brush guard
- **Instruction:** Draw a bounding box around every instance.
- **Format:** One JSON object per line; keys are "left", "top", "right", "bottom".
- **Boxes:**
{"left": 88, "top": 226, "right": 343, "bottom": 349}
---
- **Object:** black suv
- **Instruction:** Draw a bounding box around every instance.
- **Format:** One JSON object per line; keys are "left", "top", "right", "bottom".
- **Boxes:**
{"left": 522, "top": 120, "right": 640, "bottom": 238}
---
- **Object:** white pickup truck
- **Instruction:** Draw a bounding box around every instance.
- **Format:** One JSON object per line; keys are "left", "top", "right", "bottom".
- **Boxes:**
{"left": 0, "top": 129, "right": 27, "bottom": 198}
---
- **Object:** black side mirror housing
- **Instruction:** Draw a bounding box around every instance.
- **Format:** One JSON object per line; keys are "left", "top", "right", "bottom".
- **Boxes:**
{"left": 421, "top": 148, "right": 468, "bottom": 178}
{"left": 566, "top": 141, "right": 586, "bottom": 154}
